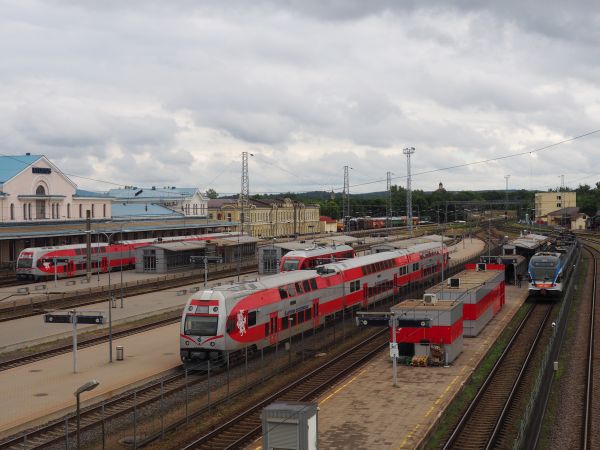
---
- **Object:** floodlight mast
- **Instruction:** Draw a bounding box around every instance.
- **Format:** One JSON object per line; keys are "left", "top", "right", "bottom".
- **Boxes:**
{"left": 403, "top": 147, "right": 415, "bottom": 236}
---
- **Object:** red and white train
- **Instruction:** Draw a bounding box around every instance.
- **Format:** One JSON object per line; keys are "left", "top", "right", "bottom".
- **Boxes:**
{"left": 180, "top": 241, "right": 448, "bottom": 362}
{"left": 16, "top": 232, "right": 238, "bottom": 280}
{"left": 279, "top": 245, "right": 355, "bottom": 272}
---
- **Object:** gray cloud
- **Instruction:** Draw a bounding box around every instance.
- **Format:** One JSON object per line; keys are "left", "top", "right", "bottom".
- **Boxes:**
{"left": 0, "top": 0, "right": 598, "bottom": 195}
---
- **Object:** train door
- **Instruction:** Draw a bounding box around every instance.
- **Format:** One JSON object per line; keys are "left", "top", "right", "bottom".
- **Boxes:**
{"left": 393, "top": 273, "right": 398, "bottom": 296}
{"left": 268, "top": 312, "right": 278, "bottom": 345}
{"left": 312, "top": 299, "right": 320, "bottom": 328}
{"left": 362, "top": 283, "right": 369, "bottom": 308}
{"left": 67, "top": 260, "right": 75, "bottom": 277}
{"left": 101, "top": 256, "right": 108, "bottom": 273}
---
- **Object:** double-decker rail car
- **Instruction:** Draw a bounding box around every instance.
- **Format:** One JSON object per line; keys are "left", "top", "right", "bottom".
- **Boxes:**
{"left": 180, "top": 242, "right": 448, "bottom": 361}
{"left": 279, "top": 245, "right": 355, "bottom": 272}
{"left": 528, "top": 236, "right": 578, "bottom": 297}
{"left": 16, "top": 232, "right": 237, "bottom": 280}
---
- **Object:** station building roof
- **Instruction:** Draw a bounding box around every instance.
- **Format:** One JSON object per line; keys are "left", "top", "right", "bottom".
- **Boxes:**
{"left": 108, "top": 187, "right": 198, "bottom": 200}
{"left": 111, "top": 203, "right": 183, "bottom": 218}
{"left": 0, "top": 154, "right": 43, "bottom": 184}
{"left": 145, "top": 241, "right": 209, "bottom": 252}
{"left": 74, "top": 189, "right": 112, "bottom": 199}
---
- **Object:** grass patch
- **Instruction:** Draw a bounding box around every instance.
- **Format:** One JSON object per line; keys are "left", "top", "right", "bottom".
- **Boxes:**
{"left": 424, "top": 301, "right": 532, "bottom": 450}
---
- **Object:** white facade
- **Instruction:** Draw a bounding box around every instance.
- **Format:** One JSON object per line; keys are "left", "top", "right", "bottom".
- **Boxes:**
{"left": 0, "top": 155, "right": 112, "bottom": 223}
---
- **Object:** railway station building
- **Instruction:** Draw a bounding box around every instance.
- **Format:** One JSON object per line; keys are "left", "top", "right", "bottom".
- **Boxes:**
{"left": 0, "top": 154, "right": 235, "bottom": 267}
{"left": 207, "top": 198, "right": 320, "bottom": 238}
{"left": 534, "top": 191, "right": 576, "bottom": 222}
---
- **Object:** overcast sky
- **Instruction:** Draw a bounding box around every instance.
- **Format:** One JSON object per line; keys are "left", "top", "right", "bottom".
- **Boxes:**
{"left": 1, "top": 1, "right": 599, "bottom": 195}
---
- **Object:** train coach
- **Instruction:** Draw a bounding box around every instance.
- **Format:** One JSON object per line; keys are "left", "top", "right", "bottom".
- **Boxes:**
{"left": 180, "top": 242, "right": 448, "bottom": 362}
{"left": 15, "top": 232, "right": 238, "bottom": 280}
{"left": 279, "top": 245, "right": 355, "bottom": 272}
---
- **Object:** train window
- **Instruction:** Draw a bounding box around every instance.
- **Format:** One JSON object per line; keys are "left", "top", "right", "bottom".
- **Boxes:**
{"left": 305, "top": 309, "right": 311, "bottom": 320}
{"left": 310, "top": 279, "right": 317, "bottom": 290}
{"left": 287, "top": 284, "right": 296, "bottom": 297}
{"left": 281, "top": 316, "right": 289, "bottom": 330}
{"left": 298, "top": 312, "right": 305, "bottom": 323}
{"left": 413, "top": 263, "right": 419, "bottom": 271}
{"left": 361, "top": 267, "right": 367, "bottom": 275}
{"left": 303, "top": 280, "right": 311, "bottom": 292}
{"left": 279, "top": 287, "right": 288, "bottom": 300}
{"left": 265, "top": 323, "right": 270, "bottom": 336}
{"left": 248, "top": 311, "right": 257, "bottom": 327}
{"left": 295, "top": 282, "right": 303, "bottom": 294}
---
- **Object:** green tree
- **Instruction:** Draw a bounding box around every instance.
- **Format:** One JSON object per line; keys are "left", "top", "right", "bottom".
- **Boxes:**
{"left": 205, "top": 188, "right": 218, "bottom": 199}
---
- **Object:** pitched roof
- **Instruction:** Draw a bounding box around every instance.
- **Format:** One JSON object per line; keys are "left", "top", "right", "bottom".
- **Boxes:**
{"left": 74, "top": 189, "right": 112, "bottom": 198}
{"left": 0, "top": 154, "right": 43, "bottom": 183}
{"left": 547, "top": 207, "right": 580, "bottom": 217}
{"left": 108, "top": 187, "right": 198, "bottom": 200}
{"left": 111, "top": 202, "right": 184, "bottom": 218}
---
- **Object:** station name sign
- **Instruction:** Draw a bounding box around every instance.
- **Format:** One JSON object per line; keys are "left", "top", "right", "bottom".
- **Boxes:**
{"left": 32, "top": 167, "right": 52, "bottom": 174}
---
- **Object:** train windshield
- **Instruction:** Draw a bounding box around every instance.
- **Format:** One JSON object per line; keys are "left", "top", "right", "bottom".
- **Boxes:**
{"left": 282, "top": 259, "right": 300, "bottom": 271}
{"left": 530, "top": 261, "right": 556, "bottom": 280}
{"left": 17, "top": 258, "right": 33, "bottom": 269}
{"left": 184, "top": 315, "right": 218, "bottom": 336}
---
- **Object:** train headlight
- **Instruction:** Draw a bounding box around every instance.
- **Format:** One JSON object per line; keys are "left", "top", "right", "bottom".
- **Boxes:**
{"left": 210, "top": 342, "right": 216, "bottom": 347}
{"left": 185, "top": 341, "right": 189, "bottom": 346}
{"left": 213, "top": 307, "right": 218, "bottom": 312}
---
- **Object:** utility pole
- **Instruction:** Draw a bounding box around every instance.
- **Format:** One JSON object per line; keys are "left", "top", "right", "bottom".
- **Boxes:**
{"left": 403, "top": 147, "right": 415, "bottom": 236}
{"left": 85, "top": 210, "right": 91, "bottom": 282}
{"left": 343, "top": 165, "right": 350, "bottom": 220}
{"left": 504, "top": 174, "right": 511, "bottom": 221}
{"left": 240, "top": 152, "right": 250, "bottom": 236}
{"left": 386, "top": 171, "right": 392, "bottom": 229}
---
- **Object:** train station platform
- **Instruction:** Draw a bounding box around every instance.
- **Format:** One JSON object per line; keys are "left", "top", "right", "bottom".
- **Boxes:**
{"left": 281, "top": 284, "right": 528, "bottom": 450}
{"left": 0, "top": 323, "right": 181, "bottom": 439}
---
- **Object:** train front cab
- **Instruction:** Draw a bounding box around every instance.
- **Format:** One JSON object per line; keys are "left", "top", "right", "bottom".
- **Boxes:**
{"left": 180, "top": 295, "right": 226, "bottom": 362}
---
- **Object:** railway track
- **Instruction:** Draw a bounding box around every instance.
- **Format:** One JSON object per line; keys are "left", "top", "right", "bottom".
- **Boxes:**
{"left": 181, "top": 329, "right": 388, "bottom": 450}
{"left": 0, "top": 312, "right": 180, "bottom": 372}
{"left": 443, "top": 302, "right": 553, "bottom": 449}
{"left": 583, "top": 242, "right": 599, "bottom": 449}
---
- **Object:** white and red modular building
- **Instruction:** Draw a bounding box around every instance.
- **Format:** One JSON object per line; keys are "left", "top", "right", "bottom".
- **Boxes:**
{"left": 425, "top": 263, "right": 505, "bottom": 337}
{"left": 390, "top": 298, "right": 464, "bottom": 364}
{"left": 388, "top": 262, "right": 505, "bottom": 364}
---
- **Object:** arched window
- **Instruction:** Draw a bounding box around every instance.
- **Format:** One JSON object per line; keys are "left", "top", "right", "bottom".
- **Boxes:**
{"left": 67, "top": 203, "right": 71, "bottom": 218}
{"left": 91, "top": 204, "right": 95, "bottom": 218}
{"left": 35, "top": 185, "right": 46, "bottom": 219}
{"left": 103, "top": 204, "right": 106, "bottom": 217}
{"left": 10, "top": 204, "right": 14, "bottom": 220}
{"left": 56, "top": 203, "right": 60, "bottom": 219}
{"left": 79, "top": 204, "right": 82, "bottom": 218}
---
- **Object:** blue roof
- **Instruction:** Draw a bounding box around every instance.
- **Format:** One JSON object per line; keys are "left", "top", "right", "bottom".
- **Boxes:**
{"left": 108, "top": 187, "right": 198, "bottom": 199}
{"left": 74, "top": 189, "right": 111, "bottom": 198}
{"left": 111, "top": 202, "right": 184, "bottom": 218}
{"left": 0, "top": 155, "right": 43, "bottom": 183}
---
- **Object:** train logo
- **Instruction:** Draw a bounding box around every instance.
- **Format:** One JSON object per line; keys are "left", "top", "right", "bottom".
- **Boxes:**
{"left": 237, "top": 310, "right": 247, "bottom": 336}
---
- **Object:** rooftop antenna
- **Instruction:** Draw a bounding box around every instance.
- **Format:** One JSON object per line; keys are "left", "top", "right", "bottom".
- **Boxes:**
{"left": 403, "top": 147, "right": 415, "bottom": 236}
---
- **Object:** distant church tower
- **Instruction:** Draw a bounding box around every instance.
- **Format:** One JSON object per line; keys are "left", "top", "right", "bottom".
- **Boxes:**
{"left": 436, "top": 182, "right": 446, "bottom": 192}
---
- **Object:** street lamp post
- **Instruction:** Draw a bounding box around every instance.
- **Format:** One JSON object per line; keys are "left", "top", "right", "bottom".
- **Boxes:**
{"left": 75, "top": 380, "right": 99, "bottom": 450}
{"left": 96, "top": 229, "right": 119, "bottom": 363}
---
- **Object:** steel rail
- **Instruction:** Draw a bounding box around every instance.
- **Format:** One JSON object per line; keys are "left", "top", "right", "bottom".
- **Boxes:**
{"left": 181, "top": 329, "right": 388, "bottom": 450}
{"left": 442, "top": 303, "right": 551, "bottom": 450}
{"left": 583, "top": 243, "right": 598, "bottom": 450}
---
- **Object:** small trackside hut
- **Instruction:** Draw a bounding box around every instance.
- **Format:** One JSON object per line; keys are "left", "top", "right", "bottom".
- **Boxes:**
{"left": 426, "top": 263, "right": 505, "bottom": 337}
{"left": 390, "top": 296, "right": 464, "bottom": 365}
